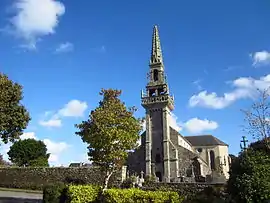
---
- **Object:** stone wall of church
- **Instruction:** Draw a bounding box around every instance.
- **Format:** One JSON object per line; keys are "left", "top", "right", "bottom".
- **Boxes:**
{"left": 216, "top": 146, "right": 230, "bottom": 179}
{"left": 195, "top": 145, "right": 230, "bottom": 179}
{"left": 126, "top": 146, "right": 145, "bottom": 176}
{"left": 177, "top": 147, "right": 196, "bottom": 177}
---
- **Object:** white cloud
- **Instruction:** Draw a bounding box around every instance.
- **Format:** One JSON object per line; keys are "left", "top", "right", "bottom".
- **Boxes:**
{"left": 43, "top": 138, "right": 69, "bottom": 163}
{"left": 184, "top": 118, "right": 218, "bottom": 134}
{"left": 7, "top": 0, "right": 65, "bottom": 49}
{"left": 39, "top": 99, "right": 88, "bottom": 128}
{"left": 168, "top": 112, "right": 182, "bottom": 132}
{"left": 0, "top": 132, "right": 69, "bottom": 166}
{"left": 39, "top": 118, "right": 62, "bottom": 128}
{"left": 58, "top": 100, "right": 88, "bottom": 117}
{"left": 250, "top": 51, "right": 270, "bottom": 67}
{"left": 189, "top": 74, "right": 270, "bottom": 109}
{"left": 20, "top": 132, "right": 37, "bottom": 140}
{"left": 55, "top": 42, "right": 74, "bottom": 53}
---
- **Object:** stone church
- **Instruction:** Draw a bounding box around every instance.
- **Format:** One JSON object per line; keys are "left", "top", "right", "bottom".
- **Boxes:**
{"left": 127, "top": 25, "right": 230, "bottom": 183}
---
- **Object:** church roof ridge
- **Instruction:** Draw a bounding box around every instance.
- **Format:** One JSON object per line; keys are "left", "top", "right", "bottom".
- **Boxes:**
{"left": 184, "top": 134, "right": 228, "bottom": 147}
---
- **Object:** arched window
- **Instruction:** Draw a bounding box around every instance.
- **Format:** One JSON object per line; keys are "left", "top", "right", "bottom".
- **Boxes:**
{"left": 153, "top": 69, "right": 159, "bottom": 81}
{"left": 210, "top": 150, "right": 215, "bottom": 170}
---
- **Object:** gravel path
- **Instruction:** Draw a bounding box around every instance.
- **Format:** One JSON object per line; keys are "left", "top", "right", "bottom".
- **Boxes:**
{"left": 0, "top": 191, "right": 42, "bottom": 203}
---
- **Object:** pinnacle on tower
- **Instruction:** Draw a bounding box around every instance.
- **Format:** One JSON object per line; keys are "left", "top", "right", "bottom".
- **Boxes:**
{"left": 150, "top": 25, "right": 163, "bottom": 65}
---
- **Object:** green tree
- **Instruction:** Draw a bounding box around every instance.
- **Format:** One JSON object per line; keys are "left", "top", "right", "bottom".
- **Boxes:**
{"left": 7, "top": 138, "right": 50, "bottom": 167}
{"left": 75, "top": 89, "right": 142, "bottom": 190}
{"left": 0, "top": 73, "right": 30, "bottom": 143}
{"left": 227, "top": 147, "right": 270, "bottom": 203}
{"left": 227, "top": 88, "right": 270, "bottom": 202}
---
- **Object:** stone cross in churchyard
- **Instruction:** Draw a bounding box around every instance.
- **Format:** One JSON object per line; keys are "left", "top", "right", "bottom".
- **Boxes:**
{"left": 240, "top": 136, "right": 249, "bottom": 151}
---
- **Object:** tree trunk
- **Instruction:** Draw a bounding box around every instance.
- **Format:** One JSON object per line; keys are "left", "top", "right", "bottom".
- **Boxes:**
{"left": 102, "top": 171, "right": 113, "bottom": 192}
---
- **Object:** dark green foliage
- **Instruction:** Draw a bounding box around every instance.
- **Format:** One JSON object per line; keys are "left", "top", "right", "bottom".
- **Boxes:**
{"left": 43, "top": 183, "right": 68, "bottom": 203}
{"left": 144, "top": 174, "right": 156, "bottom": 184}
{"left": 184, "top": 186, "right": 228, "bottom": 203}
{"left": 75, "top": 89, "right": 142, "bottom": 189}
{"left": 229, "top": 154, "right": 237, "bottom": 164}
{"left": 0, "top": 167, "right": 122, "bottom": 190}
{"left": 0, "top": 73, "right": 30, "bottom": 144}
{"left": 249, "top": 138, "right": 270, "bottom": 154}
{"left": 227, "top": 146, "right": 270, "bottom": 203}
{"left": 142, "top": 183, "right": 228, "bottom": 202}
{"left": 7, "top": 138, "right": 49, "bottom": 167}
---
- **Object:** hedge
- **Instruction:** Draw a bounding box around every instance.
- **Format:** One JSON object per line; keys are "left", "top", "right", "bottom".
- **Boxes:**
{"left": 44, "top": 185, "right": 183, "bottom": 203}
{"left": 103, "top": 188, "right": 182, "bottom": 203}
{"left": 68, "top": 185, "right": 101, "bottom": 203}
{"left": 142, "top": 182, "right": 228, "bottom": 202}
{"left": 0, "top": 167, "right": 122, "bottom": 190}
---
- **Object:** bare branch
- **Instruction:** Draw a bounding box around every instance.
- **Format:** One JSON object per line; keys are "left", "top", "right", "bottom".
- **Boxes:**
{"left": 242, "top": 88, "right": 270, "bottom": 148}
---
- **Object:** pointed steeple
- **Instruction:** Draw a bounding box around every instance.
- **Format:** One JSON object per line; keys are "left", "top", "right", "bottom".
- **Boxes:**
{"left": 150, "top": 25, "right": 163, "bottom": 65}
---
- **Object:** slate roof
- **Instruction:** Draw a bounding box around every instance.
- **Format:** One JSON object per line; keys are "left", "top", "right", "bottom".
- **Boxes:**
{"left": 184, "top": 135, "right": 228, "bottom": 147}
{"left": 169, "top": 127, "right": 194, "bottom": 147}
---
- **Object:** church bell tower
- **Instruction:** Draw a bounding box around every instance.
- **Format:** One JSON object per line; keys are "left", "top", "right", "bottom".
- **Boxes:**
{"left": 141, "top": 25, "right": 174, "bottom": 182}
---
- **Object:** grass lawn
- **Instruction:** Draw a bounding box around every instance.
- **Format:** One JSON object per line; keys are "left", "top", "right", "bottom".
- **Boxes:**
{"left": 0, "top": 187, "right": 42, "bottom": 194}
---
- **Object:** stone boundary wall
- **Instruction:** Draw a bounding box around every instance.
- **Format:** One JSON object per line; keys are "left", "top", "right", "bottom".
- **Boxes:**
{"left": 0, "top": 166, "right": 123, "bottom": 190}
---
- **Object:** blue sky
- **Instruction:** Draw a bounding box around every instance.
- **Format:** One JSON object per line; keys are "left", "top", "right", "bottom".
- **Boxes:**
{"left": 1, "top": 0, "right": 270, "bottom": 166}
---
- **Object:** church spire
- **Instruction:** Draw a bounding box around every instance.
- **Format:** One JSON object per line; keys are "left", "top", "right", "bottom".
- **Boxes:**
{"left": 150, "top": 25, "right": 163, "bottom": 65}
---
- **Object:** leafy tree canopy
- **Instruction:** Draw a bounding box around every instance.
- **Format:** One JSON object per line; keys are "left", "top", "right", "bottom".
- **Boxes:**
{"left": 227, "top": 145, "right": 270, "bottom": 203}
{"left": 0, "top": 73, "right": 30, "bottom": 143}
{"left": 7, "top": 138, "right": 50, "bottom": 167}
{"left": 75, "top": 89, "right": 142, "bottom": 189}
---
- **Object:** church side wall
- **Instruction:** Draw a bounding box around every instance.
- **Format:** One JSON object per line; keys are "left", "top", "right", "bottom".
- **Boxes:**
{"left": 195, "top": 145, "right": 230, "bottom": 179}
{"left": 216, "top": 146, "right": 230, "bottom": 179}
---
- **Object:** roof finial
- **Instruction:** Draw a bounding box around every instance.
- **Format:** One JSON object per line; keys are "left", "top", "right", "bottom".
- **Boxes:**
{"left": 150, "top": 25, "right": 163, "bottom": 65}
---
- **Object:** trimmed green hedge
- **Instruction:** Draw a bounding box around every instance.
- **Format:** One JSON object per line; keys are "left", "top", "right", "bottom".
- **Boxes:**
{"left": 0, "top": 167, "right": 122, "bottom": 190}
{"left": 43, "top": 185, "right": 183, "bottom": 203}
{"left": 103, "top": 188, "right": 182, "bottom": 203}
{"left": 68, "top": 185, "right": 101, "bottom": 203}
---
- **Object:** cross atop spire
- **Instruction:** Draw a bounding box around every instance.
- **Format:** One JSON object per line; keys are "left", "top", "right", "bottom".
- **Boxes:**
{"left": 150, "top": 25, "right": 163, "bottom": 65}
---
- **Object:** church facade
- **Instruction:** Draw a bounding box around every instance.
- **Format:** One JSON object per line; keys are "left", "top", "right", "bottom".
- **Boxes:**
{"left": 127, "top": 25, "right": 230, "bottom": 183}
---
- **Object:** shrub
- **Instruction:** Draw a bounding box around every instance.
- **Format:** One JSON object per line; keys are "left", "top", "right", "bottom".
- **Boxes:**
{"left": 120, "top": 178, "right": 133, "bottom": 189}
{"left": 67, "top": 185, "right": 101, "bottom": 203}
{"left": 43, "top": 183, "right": 68, "bottom": 203}
{"left": 183, "top": 186, "right": 228, "bottom": 203}
{"left": 144, "top": 174, "right": 156, "bottom": 184}
{"left": 227, "top": 148, "right": 270, "bottom": 202}
{"left": 103, "top": 188, "right": 182, "bottom": 203}
{"left": 142, "top": 183, "right": 228, "bottom": 202}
